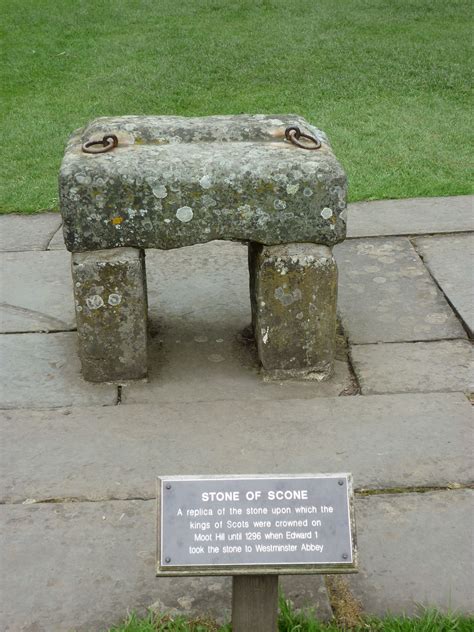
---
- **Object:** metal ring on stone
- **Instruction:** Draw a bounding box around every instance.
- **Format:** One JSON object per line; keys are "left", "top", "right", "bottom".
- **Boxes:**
{"left": 82, "top": 134, "right": 119, "bottom": 154}
{"left": 285, "top": 126, "right": 321, "bottom": 150}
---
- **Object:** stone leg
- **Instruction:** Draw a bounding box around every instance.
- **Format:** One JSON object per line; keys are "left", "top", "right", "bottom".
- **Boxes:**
{"left": 71, "top": 248, "right": 148, "bottom": 382}
{"left": 249, "top": 242, "right": 338, "bottom": 379}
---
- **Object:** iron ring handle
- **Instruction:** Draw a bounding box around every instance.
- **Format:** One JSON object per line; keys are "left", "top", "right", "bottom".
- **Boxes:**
{"left": 82, "top": 134, "right": 119, "bottom": 154}
{"left": 285, "top": 126, "right": 321, "bottom": 150}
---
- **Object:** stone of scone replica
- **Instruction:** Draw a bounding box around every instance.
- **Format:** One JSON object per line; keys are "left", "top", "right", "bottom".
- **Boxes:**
{"left": 59, "top": 114, "right": 347, "bottom": 382}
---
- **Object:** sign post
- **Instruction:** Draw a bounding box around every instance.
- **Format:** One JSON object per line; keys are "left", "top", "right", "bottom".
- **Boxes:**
{"left": 157, "top": 474, "right": 357, "bottom": 630}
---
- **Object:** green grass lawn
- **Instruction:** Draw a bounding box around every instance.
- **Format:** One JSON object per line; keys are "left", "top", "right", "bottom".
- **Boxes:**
{"left": 2, "top": 0, "right": 472, "bottom": 213}
{"left": 107, "top": 603, "right": 473, "bottom": 632}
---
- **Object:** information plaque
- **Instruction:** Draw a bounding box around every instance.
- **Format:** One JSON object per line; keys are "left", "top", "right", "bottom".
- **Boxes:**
{"left": 157, "top": 474, "right": 356, "bottom": 576}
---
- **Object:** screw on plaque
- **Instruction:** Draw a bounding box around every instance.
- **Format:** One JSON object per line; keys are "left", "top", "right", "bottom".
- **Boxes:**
{"left": 338, "top": 480, "right": 344, "bottom": 486}
{"left": 285, "top": 126, "right": 321, "bottom": 150}
{"left": 165, "top": 557, "right": 171, "bottom": 563}
{"left": 342, "top": 553, "right": 348, "bottom": 560}
{"left": 165, "top": 483, "right": 172, "bottom": 490}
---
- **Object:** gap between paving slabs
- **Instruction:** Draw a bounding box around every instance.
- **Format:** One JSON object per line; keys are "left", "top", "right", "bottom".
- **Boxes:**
{"left": 2, "top": 392, "right": 472, "bottom": 504}
{"left": 411, "top": 233, "right": 474, "bottom": 338}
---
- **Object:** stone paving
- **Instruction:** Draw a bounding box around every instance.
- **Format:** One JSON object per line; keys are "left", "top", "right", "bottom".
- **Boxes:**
{"left": 0, "top": 196, "right": 473, "bottom": 631}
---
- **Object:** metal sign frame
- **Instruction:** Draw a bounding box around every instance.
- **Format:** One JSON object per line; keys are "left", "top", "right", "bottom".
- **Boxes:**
{"left": 156, "top": 473, "right": 357, "bottom": 577}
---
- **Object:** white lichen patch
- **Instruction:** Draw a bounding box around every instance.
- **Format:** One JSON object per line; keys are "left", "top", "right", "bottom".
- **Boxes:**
{"left": 262, "top": 326, "right": 270, "bottom": 344}
{"left": 274, "top": 199, "right": 287, "bottom": 210}
{"left": 274, "top": 287, "right": 302, "bottom": 305}
{"left": 286, "top": 183, "right": 299, "bottom": 195}
{"left": 373, "top": 277, "right": 387, "bottom": 284}
{"left": 75, "top": 173, "right": 91, "bottom": 185}
{"left": 237, "top": 204, "right": 252, "bottom": 216}
{"left": 199, "top": 175, "right": 212, "bottom": 189}
{"left": 303, "top": 187, "right": 313, "bottom": 197}
{"left": 176, "top": 206, "right": 194, "bottom": 222}
{"left": 321, "top": 207, "right": 333, "bottom": 220}
{"left": 108, "top": 293, "right": 122, "bottom": 306}
{"left": 164, "top": 218, "right": 171, "bottom": 224}
{"left": 86, "top": 295, "right": 104, "bottom": 310}
{"left": 152, "top": 184, "right": 168, "bottom": 199}
{"left": 208, "top": 353, "right": 225, "bottom": 363}
{"left": 202, "top": 195, "right": 217, "bottom": 208}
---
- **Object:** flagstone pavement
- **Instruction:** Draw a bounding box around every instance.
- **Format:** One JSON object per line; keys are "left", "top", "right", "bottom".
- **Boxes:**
{"left": 0, "top": 195, "right": 472, "bottom": 631}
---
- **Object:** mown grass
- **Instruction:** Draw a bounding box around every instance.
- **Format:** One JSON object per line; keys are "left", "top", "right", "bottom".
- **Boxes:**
{"left": 107, "top": 599, "right": 473, "bottom": 632}
{"left": 2, "top": 0, "right": 472, "bottom": 213}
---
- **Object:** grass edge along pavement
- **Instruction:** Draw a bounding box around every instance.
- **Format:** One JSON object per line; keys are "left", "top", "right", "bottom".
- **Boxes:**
{"left": 106, "top": 597, "right": 474, "bottom": 632}
{"left": 2, "top": 0, "right": 472, "bottom": 213}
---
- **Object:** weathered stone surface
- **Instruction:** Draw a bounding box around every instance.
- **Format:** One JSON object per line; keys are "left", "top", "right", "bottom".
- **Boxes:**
{"left": 124, "top": 242, "right": 354, "bottom": 402}
{"left": 0, "top": 332, "right": 117, "bottom": 409}
{"left": 348, "top": 490, "right": 474, "bottom": 616}
{"left": 59, "top": 115, "right": 347, "bottom": 252}
{"left": 47, "top": 223, "right": 67, "bottom": 250}
{"left": 249, "top": 242, "right": 337, "bottom": 377}
{"left": 347, "top": 195, "right": 474, "bottom": 238}
{"left": 1, "top": 393, "right": 471, "bottom": 503}
{"left": 351, "top": 340, "right": 473, "bottom": 395}
{"left": 72, "top": 247, "right": 148, "bottom": 381}
{"left": 414, "top": 234, "right": 474, "bottom": 336}
{"left": 0, "top": 500, "right": 331, "bottom": 631}
{"left": 0, "top": 213, "right": 61, "bottom": 252}
{"left": 334, "top": 237, "right": 466, "bottom": 343}
{"left": 0, "top": 251, "right": 75, "bottom": 332}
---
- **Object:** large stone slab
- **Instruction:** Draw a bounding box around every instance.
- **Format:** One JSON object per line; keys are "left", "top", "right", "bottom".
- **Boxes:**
{"left": 59, "top": 114, "right": 347, "bottom": 252}
{"left": 414, "top": 234, "right": 474, "bottom": 336}
{"left": 1, "top": 393, "right": 471, "bottom": 504}
{"left": 0, "top": 251, "right": 75, "bottom": 332}
{"left": 123, "top": 242, "right": 353, "bottom": 403}
{"left": 347, "top": 195, "right": 473, "bottom": 238}
{"left": 351, "top": 340, "right": 473, "bottom": 395}
{"left": 0, "top": 500, "right": 330, "bottom": 632}
{"left": 348, "top": 490, "right": 474, "bottom": 616}
{"left": 0, "top": 213, "right": 61, "bottom": 252}
{"left": 1, "top": 490, "right": 472, "bottom": 630}
{"left": 0, "top": 333, "right": 117, "bottom": 409}
{"left": 334, "top": 237, "right": 466, "bottom": 343}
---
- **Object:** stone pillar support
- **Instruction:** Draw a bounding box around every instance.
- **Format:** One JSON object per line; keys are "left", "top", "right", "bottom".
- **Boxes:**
{"left": 71, "top": 247, "right": 148, "bottom": 382}
{"left": 249, "top": 242, "right": 338, "bottom": 379}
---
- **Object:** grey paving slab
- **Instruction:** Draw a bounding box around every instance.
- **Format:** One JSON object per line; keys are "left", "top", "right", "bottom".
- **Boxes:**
{"left": 0, "top": 251, "right": 75, "bottom": 332}
{"left": 351, "top": 340, "right": 473, "bottom": 395}
{"left": 347, "top": 490, "right": 474, "bottom": 616}
{"left": 1, "top": 393, "right": 471, "bottom": 504}
{"left": 414, "top": 234, "right": 474, "bottom": 336}
{"left": 123, "top": 243, "right": 353, "bottom": 403}
{"left": 347, "top": 195, "right": 473, "bottom": 238}
{"left": 334, "top": 237, "right": 466, "bottom": 343}
{"left": 0, "top": 213, "right": 61, "bottom": 252}
{"left": 47, "top": 224, "right": 67, "bottom": 250}
{"left": 0, "top": 499, "right": 331, "bottom": 632}
{"left": 2, "top": 491, "right": 472, "bottom": 631}
{"left": 0, "top": 332, "right": 117, "bottom": 409}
